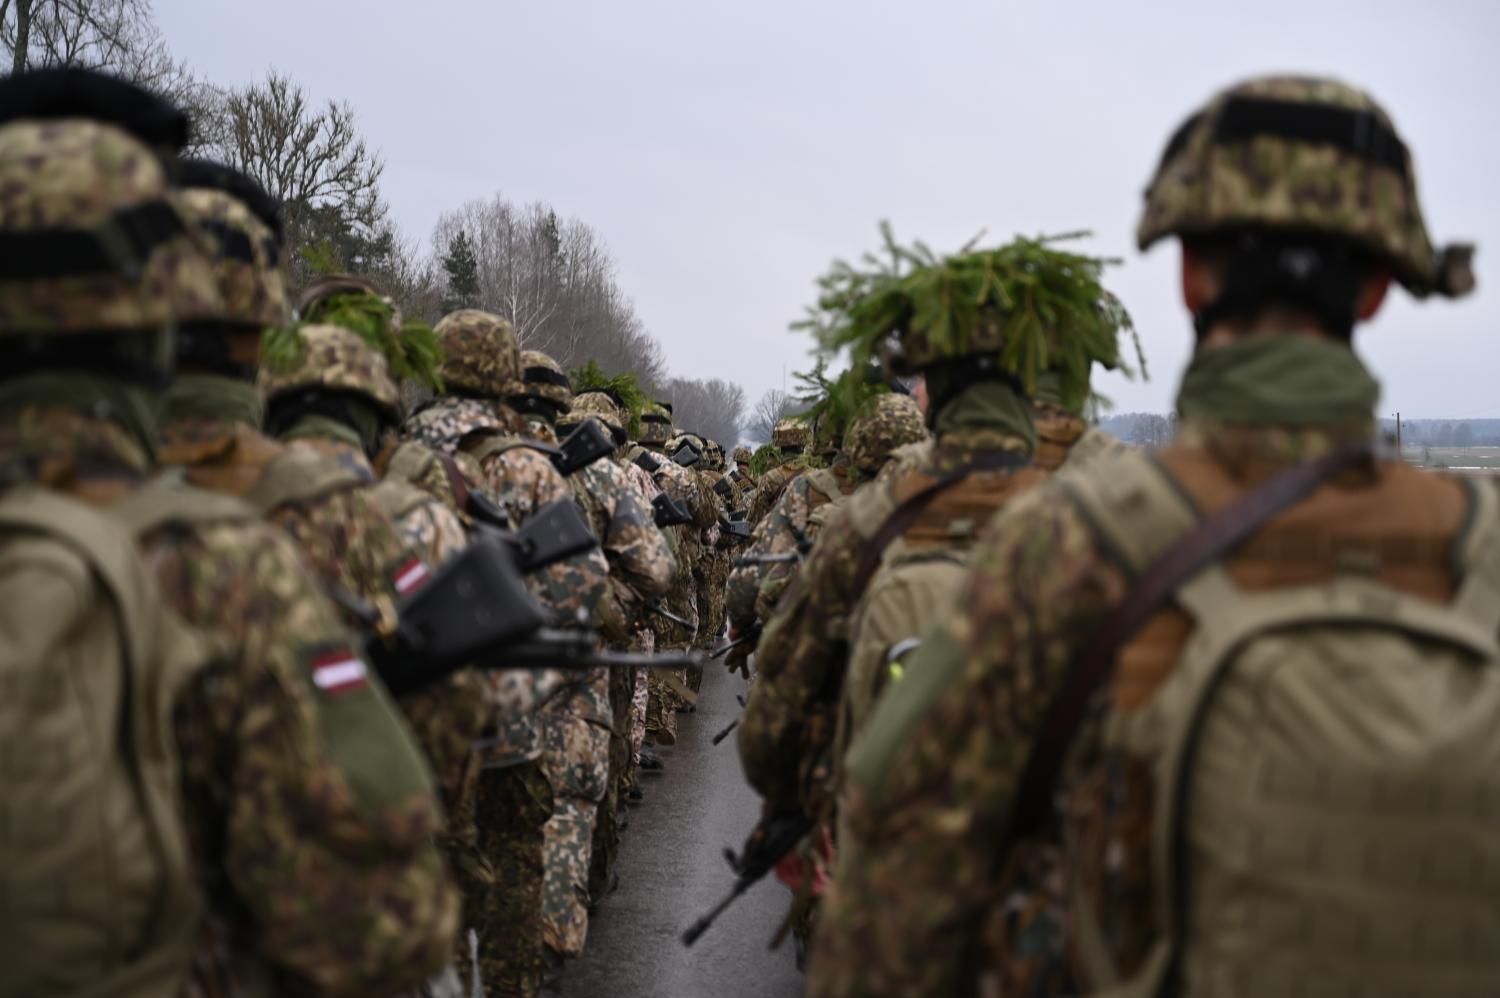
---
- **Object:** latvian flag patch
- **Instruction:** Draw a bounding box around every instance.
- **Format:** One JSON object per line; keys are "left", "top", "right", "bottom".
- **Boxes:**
{"left": 311, "top": 648, "right": 368, "bottom": 695}
{"left": 392, "top": 556, "right": 431, "bottom": 596}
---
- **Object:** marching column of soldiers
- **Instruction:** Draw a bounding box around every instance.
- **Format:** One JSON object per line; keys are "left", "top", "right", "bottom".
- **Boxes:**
{"left": 3, "top": 59, "right": 1498, "bottom": 998}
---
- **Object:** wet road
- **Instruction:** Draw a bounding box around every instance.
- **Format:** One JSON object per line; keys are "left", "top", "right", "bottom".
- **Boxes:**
{"left": 553, "top": 665, "right": 803, "bottom": 998}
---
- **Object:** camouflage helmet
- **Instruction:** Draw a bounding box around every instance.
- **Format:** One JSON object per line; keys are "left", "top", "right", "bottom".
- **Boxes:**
{"left": 638, "top": 401, "right": 673, "bottom": 446}
{"left": 845, "top": 393, "right": 926, "bottom": 474}
{"left": 258, "top": 323, "right": 401, "bottom": 422}
{"left": 561, "top": 389, "right": 627, "bottom": 443}
{"left": 731, "top": 445, "right": 753, "bottom": 465}
{"left": 702, "top": 438, "right": 726, "bottom": 471}
{"left": 177, "top": 159, "right": 287, "bottom": 329}
{"left": 296, "top": 274, "right": 391, "bottom": 322}
{"left": 771, "top": 417, "right": 810, "bottom": 451}
{"left": 0, "top": 118, "right": 220, "bottom": 338}
{"left": 517, "top": 349, "right": 573, "bottom": 409}
{"left": 1138, "top": 74, "right": 1473, "bottom": 299}
{"left": 434, "top": 308, "right": 521, "bottom": 399}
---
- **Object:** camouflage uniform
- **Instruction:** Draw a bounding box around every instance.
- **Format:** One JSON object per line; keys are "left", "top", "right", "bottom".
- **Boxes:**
{"left": 517, "top": 358, "right": 672, "bottom": 957}
{"left": 808, "top": 76, "right": 1477, "bottom": 997}
{"left": 258, "top": 321, "right": 497, "bottom": 985}
{"left": 630, "top": 403, "right": 715, "bottom": 745}
{"left": 407, "top": 310, "right": 608, "bottom": 996}
{"left": 0, "top": 91, "right": 453, "bottom": 997}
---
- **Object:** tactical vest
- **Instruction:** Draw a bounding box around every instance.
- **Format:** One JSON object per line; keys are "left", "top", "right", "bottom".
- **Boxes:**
{"left": 1051, "top": 447, "right": 1500, "bottom": 998}
{"left": 835, "top": 456, "right": 1046, "bottom": 814}
{"left": 0, "top": 479, "right": 249, "bottom": 998}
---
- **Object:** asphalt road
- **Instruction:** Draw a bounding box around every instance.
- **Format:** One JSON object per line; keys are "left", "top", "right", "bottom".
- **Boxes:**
{"left": 552, "top": 665, "right": 803, "bottom": 998}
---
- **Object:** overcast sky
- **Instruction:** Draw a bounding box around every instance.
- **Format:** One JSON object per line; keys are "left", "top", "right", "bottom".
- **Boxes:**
{"left": 156, "top": 0, "right": 1500, "bottom": 420}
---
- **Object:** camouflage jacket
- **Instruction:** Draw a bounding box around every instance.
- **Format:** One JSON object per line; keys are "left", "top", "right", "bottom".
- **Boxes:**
{"left": 407, "top": 398, "right": 611, "bottom": 761}
{"left": 805, "top": 421, "right": 1381, "bottom": 997}
{"left": 568, "top": 454, "right": 675, "bottom": 639}
{"left": 725, "top": 460, "right": 860, "bottom": 633}
{"left": 749, "top": 460, "right": 807, "bottom": 525}
{"left": 287, "top": 435, "right": 492, "bottom": 857}
{"left": 737, "top": 426, "right": 1034, "bottom": 814}
{"left": 1, "top": 406, "right": 456, "bottom": 995}
{"left": 629, "top": 443, "right": 717, "bottom": 645}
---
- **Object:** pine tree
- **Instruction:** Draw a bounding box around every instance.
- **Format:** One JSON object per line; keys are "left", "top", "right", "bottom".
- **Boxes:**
{"left": 441, "top": 229, "right": 480, "bottom": 312}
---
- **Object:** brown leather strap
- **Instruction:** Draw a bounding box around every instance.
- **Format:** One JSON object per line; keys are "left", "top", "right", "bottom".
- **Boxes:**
{"left": 435, "top": 452, "right": 471, "bottom": 513}
{"left": 998, "top": 441, "right": 1372, "bottom": 857}
{"left": 850, "top": 450, "right": 1030, "bottom": 599}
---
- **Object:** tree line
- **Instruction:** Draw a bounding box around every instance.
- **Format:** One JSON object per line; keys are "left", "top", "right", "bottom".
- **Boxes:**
{"left": 1, "top": 0, "right": 750, "bottom": 443}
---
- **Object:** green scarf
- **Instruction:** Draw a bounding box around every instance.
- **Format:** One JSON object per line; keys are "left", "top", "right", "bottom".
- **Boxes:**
{"left": 165, "top": 374, "right": 264, "bottom": 429}
{"left": 1177, "top": 335, "right": 1380, "bottom": 427}
{"left": 927, "top": 374, "right": 1038, "bottom": 453}
{"left": 0, "top": 371, "right": 161, "bottom": 458}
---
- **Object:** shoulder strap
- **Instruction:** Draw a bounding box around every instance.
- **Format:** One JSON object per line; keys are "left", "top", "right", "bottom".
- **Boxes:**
{"left": 849, "top": 450, "right": 1029, "bottom": 599}
{"left": 466, "top": 433, "right": 558, "bottom": 464}
{"left": 111, "top": 473, "right": 258, "bottom": 535}
{"left": 245, "top": 446, "right": 362, "bottom": 513}
{"left": 998, "top": 441, "right": 1372, "bottom": 858}
{"left": 432, "top": 452, "right": 472, "bottom": 512}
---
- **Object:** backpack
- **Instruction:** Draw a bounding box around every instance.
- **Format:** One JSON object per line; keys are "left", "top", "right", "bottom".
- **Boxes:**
{"left": 832, "top": 454, "right": 1041, "bottom": 810}
{"left": 0, "top": 483, "right": 215, "bottom": 998}
{"left": 1054, "top": 449, "right": 1500, "bottom": 998}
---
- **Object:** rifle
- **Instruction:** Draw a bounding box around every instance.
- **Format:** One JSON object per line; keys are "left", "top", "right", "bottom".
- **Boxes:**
{"left": 353, "top": 513, "right": 699, "bottom": 696}
{"left": 718, "top": 516, "right": 752, "bottom": 540}
{"left": 554, "top": 418, "right": 615, "bottom": 476}
{"left": 681, "top": 811, "right": 816, "bottom": 946}
{"left": 646, "top": 601, "right": 694, "bottom": 629}
{"left": 707, "top": 625, "right": 760, "bottom": 661}
{"left": 731, "top": 551, "right": 798, "bottom": 567}
{"left": 652, "top": 492, "right": 693, "bottom": 528}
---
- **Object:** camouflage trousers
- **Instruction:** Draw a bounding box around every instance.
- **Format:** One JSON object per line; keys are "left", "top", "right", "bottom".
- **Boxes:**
{"left": 470, "top": 759, "right": 552, "bottom": 998}
{"left": 630, "top": 666, "right": 649, "bottom": 767}
{"left": 645, "top": 670, "right": 679, "bottom": 746}
{"left": 590, "top": 655, "right": 645, "bottom": 903}
{"left": 540, "top": 707, "right": 610, "bottom": 957}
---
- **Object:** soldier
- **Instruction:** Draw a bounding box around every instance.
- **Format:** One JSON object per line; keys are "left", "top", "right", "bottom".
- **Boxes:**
{"left": 0, "top": 69, "right": 454, "bottom": 995}
{"left": 513, "top": 353, "right": 673, "bottom": 963}
{"left": 628, "top": 401, "right": 715, "bottom": 748}
{"left": 748, "top": 417, "right": 812, "bottom": 524}
{"left": 513, "top": 349, "right": 567, "bottom": 445}
{"left": 739, "top": 230, "right": 1134, "bottom": 963}
{"left": 406, "top": 309, "right": 610, "bottom": 998}
{"left": 726, "top": 394, "right": 926, "bottom": 662}
{"left": 809, "top": 76, "right": 1483, "bottom": 997}
{"left": 568, "top": 389, "right": 666, "bottom": 800}
{"left": 731, "top": 444, "right": 757, "bottom": 504}
{"left": 696, "top": 437, "right": 740, "bottom": 658}
{"left": 257, "top": 319, "right": 496, "bottom": 985}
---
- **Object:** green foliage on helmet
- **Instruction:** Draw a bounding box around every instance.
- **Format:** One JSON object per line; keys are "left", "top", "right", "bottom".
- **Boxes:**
{"left": 570, "top": 359, "right": 648, "bottom": 437}
{"left": 796, "top": 224, "right": 1143, "bottom": 416}
{"left": 258, "top": 322, "right": 401, "bottom": 419}
{"left": 794, "top": 359, "right": 894, "bottom": 456}
{"left": 749, "top": 444, "right": 783, "bottom": 477}
{"left": 298, "top": 291, "right": 443, "bottom": 392}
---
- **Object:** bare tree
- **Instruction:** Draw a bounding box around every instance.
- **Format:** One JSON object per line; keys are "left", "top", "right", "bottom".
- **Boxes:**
{"left": 431, "top": 193, "right": 667, "bottom": 386}
{"left": 663, "top": 377, "right": 748, "bottom": 447}
{"left": 209, "top": 71, "right": 389, "bottom": 285}
{"left": 744, "top": 388, "right": 799, "bottom": 445}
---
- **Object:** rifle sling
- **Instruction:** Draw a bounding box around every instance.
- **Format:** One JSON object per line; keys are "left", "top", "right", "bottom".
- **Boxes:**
{"left": 436, "top": 452, "right": 471, "bottom": 514}
{"left": 997, "top": 441, "right": 1372, "bottom": 857}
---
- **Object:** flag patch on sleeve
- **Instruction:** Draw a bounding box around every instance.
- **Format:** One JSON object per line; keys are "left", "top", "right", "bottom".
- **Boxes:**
{"left": 392, "top": 556, "right": 431, "bottom": 596}
{"left": 311, "top": 648, "right": 368, "bottom": 695}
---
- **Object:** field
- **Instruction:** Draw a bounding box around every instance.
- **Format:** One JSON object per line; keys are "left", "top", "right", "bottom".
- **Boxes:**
{"left": 1402, "top": 446, "right": 1500, "bottom": 473}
